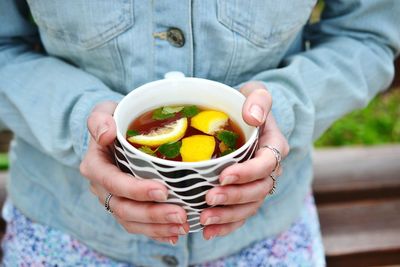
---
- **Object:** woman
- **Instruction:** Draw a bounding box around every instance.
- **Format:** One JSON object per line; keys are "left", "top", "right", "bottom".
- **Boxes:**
{"left": 0, "top": 0, "right": 399, "bottom": 266}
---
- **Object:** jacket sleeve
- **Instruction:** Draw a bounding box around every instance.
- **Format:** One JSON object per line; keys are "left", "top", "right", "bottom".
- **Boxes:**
{"left": 246, "top": 0, "right": 400, "bottom": 154}
{"left": 0, "top": 0, "right": 123, "bottom": 167}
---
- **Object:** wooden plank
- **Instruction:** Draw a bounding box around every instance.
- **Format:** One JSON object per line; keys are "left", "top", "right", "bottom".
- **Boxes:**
{"left": 312, "top": 145, "right": 400, "bottom": 204}
{"left": 392, "top": 57, "right": 400, "bottom": 87}
{"left": 0, "top": 171, "right": 7, "bottom": 236}
{"left": 326, "top": 250, "right": 400, "bottom": 267}
{"left": 318, "top": 199, "right": 400, "bottom": 266}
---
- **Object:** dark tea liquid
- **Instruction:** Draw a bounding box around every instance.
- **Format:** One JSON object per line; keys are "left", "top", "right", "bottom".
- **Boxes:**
{"left": 127, "top": 106, "right": 245, "bottom": 161}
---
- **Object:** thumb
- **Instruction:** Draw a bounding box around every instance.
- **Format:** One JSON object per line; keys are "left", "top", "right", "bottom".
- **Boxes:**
{"left": 239, "top": 81, "right": 272, "bottom": 127}
{"left": 87, "top": 101, "right": 118, "bottom": 146}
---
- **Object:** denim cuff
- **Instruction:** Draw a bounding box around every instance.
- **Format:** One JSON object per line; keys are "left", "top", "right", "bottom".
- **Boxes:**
{"left": 70, "top": 90, "right": 123, "bottom": 159}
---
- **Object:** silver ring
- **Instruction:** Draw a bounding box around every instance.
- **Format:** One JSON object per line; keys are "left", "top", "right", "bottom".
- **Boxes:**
{"left": 260, "top": 145, "right": 281, "bottom": 172}
{"left": 269, "top": 174, "right": 277, "bottom": 195}
{"left": 104, "top": 193, "right": 113, "bottom": 213}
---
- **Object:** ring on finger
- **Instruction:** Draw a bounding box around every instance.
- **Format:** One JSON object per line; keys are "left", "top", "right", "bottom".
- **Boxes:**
{"left": 269, "top": 173, "right": 277, "bottom": 195}
{"left": 105, "top": 193, "right": 114, "bottom": 213}
{"left": 260, "top": 145, "right": 281, "bottom": 172}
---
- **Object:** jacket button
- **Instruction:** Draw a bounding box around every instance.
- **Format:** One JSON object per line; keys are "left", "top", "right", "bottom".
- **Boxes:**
{"left": 162, "top": 255, "right": 179, "bottom": 266}
{"left": 166, "top": 28, "right": 185, "bottom": 47}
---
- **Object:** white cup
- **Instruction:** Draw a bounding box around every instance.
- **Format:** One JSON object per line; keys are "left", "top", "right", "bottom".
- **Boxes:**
{"left": 113, "top": 72, "right": 259, "bottom": 232}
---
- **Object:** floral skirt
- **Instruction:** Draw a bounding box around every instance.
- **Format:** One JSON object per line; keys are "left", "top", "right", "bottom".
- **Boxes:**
{"left": 1, "top": 194, "right": 325, "bottom": 266}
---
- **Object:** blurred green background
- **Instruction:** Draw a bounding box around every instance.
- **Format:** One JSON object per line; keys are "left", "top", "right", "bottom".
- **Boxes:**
{"left": 315, "top": 89, "right": 400, "bottom": 147}
{"left": 0, "top": 154, "right": 7, "bottom": 170}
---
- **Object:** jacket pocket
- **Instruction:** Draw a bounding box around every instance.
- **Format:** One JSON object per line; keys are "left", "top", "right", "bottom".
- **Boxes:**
{"left": 27, "top": 0, "right": 134, "bottom": 49}
{"left": 217, "top": 0, "right": 316, "bottom": 48}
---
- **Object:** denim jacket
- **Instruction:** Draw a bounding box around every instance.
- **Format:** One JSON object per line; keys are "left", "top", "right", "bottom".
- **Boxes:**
{"left": 0, "top": 1, "right": 399, "bottom": 266}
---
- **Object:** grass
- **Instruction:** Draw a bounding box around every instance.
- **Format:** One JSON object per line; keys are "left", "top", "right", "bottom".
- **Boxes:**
{"left": 0, "top": 153, "right": 8, "bottom": 170}
{"left": 315, "top": 89, "right": 400, "bottom": 147}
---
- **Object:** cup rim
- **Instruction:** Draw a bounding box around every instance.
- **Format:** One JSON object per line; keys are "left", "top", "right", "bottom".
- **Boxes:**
{"left": 114, "top": 77, "right": 259, "bottom": 167}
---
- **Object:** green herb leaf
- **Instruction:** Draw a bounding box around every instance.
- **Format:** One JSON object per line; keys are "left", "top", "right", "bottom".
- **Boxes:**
{"left": 152, "top": 107, "right": 175, "bottom": 120}
{"left": 221, "top": 148, "right": 235, "bottom": 156}
{"left": 139, "top": 146, "right": 157, "bottom": 155}
{"left": 217, "top": 130, "right": 239, "bottom": 149}
{"left": 182, "top": 105, "right": 200, "bottom": 118}
{"left": 162, "top": 106, "right": 184, "bottom": 114}
{"left": 158, "top": 141, "right": 182, "bottom": 159}
{"left": 127, "top": 129, "right": 139, "bottom": 137}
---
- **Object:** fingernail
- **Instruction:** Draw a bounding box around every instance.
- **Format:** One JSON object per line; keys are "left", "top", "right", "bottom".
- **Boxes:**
{"left": 169, "top": 239, "right": 177, "bottom": 246}
{"left": 204, "top": 216, "right": 220, "bottom": 225}
{"left": 170, "top": 226, "right": 187, "bottom": 235}
{"left": 149, "top": 190, "right": 168, "bottom": 202}
{"left": 210, "top": 194, "right": 227, "bottom": 205}
{"left": 166, "top": 213, "right": 183, "bottom": 224}
{"left": 96, "top": 125, "right": 109, "bottom": 142}
{"left": 221, "top": 175, "right": 238, "bottom": 186}
{"left": 250, "top": 105, "right": 264, "bottom": 123}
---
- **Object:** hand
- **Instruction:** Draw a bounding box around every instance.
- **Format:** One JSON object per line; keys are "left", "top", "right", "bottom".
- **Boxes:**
{"left": 80, "top": 101, "right": 189, "bottom": 245}
{"left": 201, "top": 82, "right": 290, "bottom": 240}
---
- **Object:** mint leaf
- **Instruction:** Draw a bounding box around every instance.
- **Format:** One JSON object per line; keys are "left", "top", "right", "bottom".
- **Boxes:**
{"left": 139, "top": 146, "right": 156, "bottom": 155}
{"left": 162, "top": 106, "right": 184, "bottom": 114}
{"left": 152, "top": 107, "right": 175, "bottom": 120}
{"left": 182, "top": 105, "right": 199, "bottom": 118}
{"left": 217, "top": 130, "right": 238, "bottom": 149}
{"left": 127, "top": 129, "right": 139, "bottom": 137}
{"left": 221, "top": 148, "right": 235, "bottom": 156}
{"left": 158, "top": 141, "right": 182, "bottom": 159}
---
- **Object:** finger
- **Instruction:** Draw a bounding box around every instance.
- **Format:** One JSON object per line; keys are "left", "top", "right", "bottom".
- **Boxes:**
{"left": 258, "top": 115, "right": 290, "bottom": 158}
{"left": 240, "top": 82, "right": 272, "bottom": 126}
{"left": 114, "top": 200, "right": 187, "bottom": 224}
{"left": 92, "top": 186, "right": 187, "bottom": 224}
{"left": 119, "top": 220, "right": 190, "bottom": 238}
{"left": 206, "top": 177, "right": 273, "bottom": 206}
{"left": 219, "top": 115, "right": 288, "bottom": 185}
{"left": 87, "top": 101, "right": 118, "bottom": 146}
{"left": 203, "top": 220, "right": 246, "bottom": 240}
{"left": 218, "top": 148, "right": 277, "bottom": 185}
{"left": 200, "top": 201, "right": 262, "bottom": 226}
{"left": 151, "top": 236, "right": 179, "bottom": 246}
{"left": 81, "top": 155, "right": 168, "bottom": 201}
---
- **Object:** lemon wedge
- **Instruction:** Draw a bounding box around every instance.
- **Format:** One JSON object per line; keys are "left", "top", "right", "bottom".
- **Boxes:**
{"left": 190, "top": 110, "right": 229, "bottom": 135}
{"left": 180, "top": 135, "right": 216, "bottom": 162}
{"left": 128, "top": 117, "right": 187, "bottom": 147}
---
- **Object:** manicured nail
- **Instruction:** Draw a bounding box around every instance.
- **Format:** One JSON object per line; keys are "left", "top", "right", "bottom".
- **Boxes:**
{"left": 221, "top": 175, "right": 238, "bottom": 186}
{"left": 170, "top": 226, "right": 187, "bottom": 235}
{"left": 166, "top": 213, "right": 183, "bottom": 224}
{"left": 204, "top": 216, "right": 220, "bottom": 225}
{"left": 210, "top": 194, "right": 227, "bottom": 205}
{"left": 250, "top": 105, "right": 264, "bottom": 123}
{"left": 149, "top": 190, "right": 168, "bottom": 202}
{"left": 96, "top": 125, "right": 109, "bottom": 142}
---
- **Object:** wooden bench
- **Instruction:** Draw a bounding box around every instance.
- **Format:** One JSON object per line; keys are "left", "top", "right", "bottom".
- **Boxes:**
{"left": 313, "top": 145, "right": 400, "bottom": 266}
{"left": 392, "top": 58, "right": 400, "bottom": 87}
{"left": 0, "top": 139, "right": 400, "bottom": 266}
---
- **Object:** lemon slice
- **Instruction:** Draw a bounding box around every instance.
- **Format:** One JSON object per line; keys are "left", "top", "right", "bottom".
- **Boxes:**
{"left": 180, "top": 135, "right": 216, "bottom": 162}
{"left": 190, "top": 110, "right": 229, "bottom": 135}
{"left": 128, "top": 117, "right": 187, "bottom": 147}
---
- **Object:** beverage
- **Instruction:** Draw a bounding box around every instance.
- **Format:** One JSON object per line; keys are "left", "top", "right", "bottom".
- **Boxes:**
{"left": 126, "top": 105, "right": 245, "bottom": 162}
